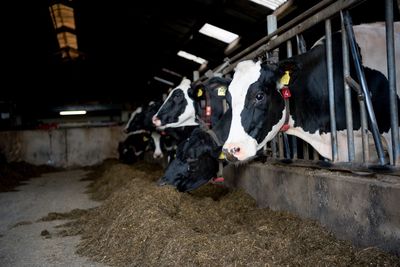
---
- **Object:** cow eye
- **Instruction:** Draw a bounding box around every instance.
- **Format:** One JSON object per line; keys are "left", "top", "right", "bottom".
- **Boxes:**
{"left": 255, "top": 93, "right": 264, "bottom": 101}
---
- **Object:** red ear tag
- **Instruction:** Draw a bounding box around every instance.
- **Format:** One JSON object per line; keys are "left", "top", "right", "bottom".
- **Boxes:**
{"left": 281, "top": 86, "right": 291, "bottom": 99}
{"left": 206, "top": 106, "right": 212, "bottom": 116}
{"left": 280, "top": 124, "right": 290, "bottom": 132}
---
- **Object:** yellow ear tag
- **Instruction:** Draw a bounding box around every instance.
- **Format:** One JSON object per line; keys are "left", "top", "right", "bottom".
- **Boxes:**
{"left": 197, "top": 88, "right": 203, "bottom": 97}
{"left": 219, "top": 152, "right": 225, "bottom": 160}
{"left": 217, "top": 86, "right": 226, "bottom": 96}
{"left": 143, "top": 136, "right": 149, "bottom": 142}
{"left": 280, "top": 71, "right": 291, "bottom": 86}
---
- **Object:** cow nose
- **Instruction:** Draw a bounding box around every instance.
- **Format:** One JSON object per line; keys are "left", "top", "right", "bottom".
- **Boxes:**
{"left": 157, "top": 178, "right": 167, "bottom": 186}
{"left": 153, "top": 153, "right": 163, "bottom": 159}
{"left": 152, "top": 115, "right": 161, "bottom": 127}
{"left": 222, "top": 148, "right": 238, "bottom": 162}
{"left": 123, "top": 128, "right": 128, "bottom": 134}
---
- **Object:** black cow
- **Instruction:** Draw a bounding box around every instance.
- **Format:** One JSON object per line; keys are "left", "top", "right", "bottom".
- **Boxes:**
{"left": 222, "top": 28, "right": 399, "bottom": 163}
{"left": 158, "top": 110, "right": 232, "bottom": 192}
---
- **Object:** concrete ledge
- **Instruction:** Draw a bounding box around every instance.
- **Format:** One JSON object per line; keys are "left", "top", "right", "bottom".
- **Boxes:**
{"left": 224, "top": 162, "right": 400, "bottom": 256}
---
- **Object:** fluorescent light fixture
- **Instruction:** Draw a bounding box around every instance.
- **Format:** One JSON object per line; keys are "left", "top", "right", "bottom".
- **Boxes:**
{"left": 199, "top": 23, "right": 239, "bottom": 44}
{"left": 177, "top": 50, "right": 207, "bottom": 65}
{"left": 249, "top": 0, "right": 288, "bottom": 10}
{"left": 60, "top": 110, "right": 87, "bottom": 115}
{"left": 153, "top": 76, "right": 174, "bottom": 86}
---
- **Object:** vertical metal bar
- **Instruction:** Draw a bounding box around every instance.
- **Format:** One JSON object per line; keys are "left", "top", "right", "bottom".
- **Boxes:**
{"left": 193, "top": 70, "right": 199, "bottom": 81}
{"left": 278, "top": 133, "right": 284, "bottom": 158}
{"left": 360, "top": 99, "right": 370, "bottom": 162}
{"left": 343, "top": 11, "right": 386, "bottom": 165}
{"left": 386, "top": 0, "right": 400, "bottom": 165}
{"left": 286, "top": 40, "right": 298, "bottom": 159}
{"left": 296, "top": 34, "right": 309, "bottom": 160}
{"left": 313, "top": 149, "right": 319, "bottom": 161}
{"left": 272, "top": 136, "right": 278, "bottom": 158}
{"left": 340, "top": 11, "right": 355, "bottom": 162}
{"left": 325, "top": 19, "right": 339, "bottom": 162}
{"left": 303, "top": 143, "right": 309, "bottom": 160}
{"left": 296, "top": 34, "right": 307, "bottom": 54}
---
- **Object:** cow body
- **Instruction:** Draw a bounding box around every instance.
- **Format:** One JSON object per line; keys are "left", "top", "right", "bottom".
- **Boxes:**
{"left": 223, "top": 29, "right": 399, "bottom": 163}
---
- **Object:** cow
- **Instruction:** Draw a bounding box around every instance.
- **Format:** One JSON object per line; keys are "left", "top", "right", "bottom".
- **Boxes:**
{"left": 152, "top": 77, "right": 230, "bottom": 129}
{"left": 152, "top": 78, "right": 198, "bottom": 129}
{"left": 222, "top": 26, "right": 399, "bottom": 164}
{"left": 157, "top": 77, "right": 232, "bottom": 191}
{"left": 158, "top": 109, "right": 232, "bottom": 192}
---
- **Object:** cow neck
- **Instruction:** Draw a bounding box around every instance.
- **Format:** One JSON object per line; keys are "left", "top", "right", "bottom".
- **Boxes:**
{"left": 278, "top": 71, "right": 292, "bottom": 132}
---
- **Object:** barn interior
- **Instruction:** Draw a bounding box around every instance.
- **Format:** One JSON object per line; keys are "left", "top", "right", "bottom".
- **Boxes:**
{"left": 0, "top": 0, "right": 400, "bottom": 265}
{"left": 1, "top": 0, "right": 399, "bottom": 129}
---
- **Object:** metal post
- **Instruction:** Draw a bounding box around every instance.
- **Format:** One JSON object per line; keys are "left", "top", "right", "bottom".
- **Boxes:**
{"left": 287, "top": 40, "right": 298, "bottom": 159}
{"left": 386, "top": 0, "right": 400, "bottom": 165}
{"left": 343, "top": 10, "right": 386, "bottom": 165}
{"left": 341, "top": 11, "right": 355, "bottom": 162}
{"left": 272, "top": 137, "right": 278, "bottom": 158}
{"left": 325, "top": 19, "right": 339, "bottom": 162}
{"left": 360, "top": 98, "right": 370, "bottom": 162}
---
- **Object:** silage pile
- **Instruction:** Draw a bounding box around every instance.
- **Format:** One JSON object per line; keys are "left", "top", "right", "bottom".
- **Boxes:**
{"left": 57, "top": 161, "right": 399, "bottom": 266}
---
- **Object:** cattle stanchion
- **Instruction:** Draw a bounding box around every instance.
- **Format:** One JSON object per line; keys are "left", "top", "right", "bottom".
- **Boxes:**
{"left": 385, "top": 0, "right": 400, "bottom": 165}
{"left": 325, "top": 19, "right": 339, "bottom": 162}
{"left": 340, "top": 11, "right": 356, "bottom": 162}
{"left": 343, "top": 10, "right": 386, "bottom": 166}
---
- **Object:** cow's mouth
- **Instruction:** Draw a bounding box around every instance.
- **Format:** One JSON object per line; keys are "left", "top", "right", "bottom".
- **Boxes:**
{"left": 222, "top": 148, "right": 239, "bottom": 162}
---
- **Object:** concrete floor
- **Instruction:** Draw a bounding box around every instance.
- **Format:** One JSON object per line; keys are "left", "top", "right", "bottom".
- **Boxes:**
{"left": 0, "top": 170, "right": 107, "bottom": 267}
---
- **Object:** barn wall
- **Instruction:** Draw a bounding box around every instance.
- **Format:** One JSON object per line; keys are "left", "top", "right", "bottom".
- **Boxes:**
{"left": 0, "top": 126, "right": 125, "bottom": 167}
{"left": 224, "top": 163, "right": 400, "bottom": 256}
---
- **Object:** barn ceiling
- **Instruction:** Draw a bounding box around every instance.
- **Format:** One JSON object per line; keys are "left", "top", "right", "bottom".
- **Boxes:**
{"left": 2, "top": 0, "right": 398, "bottom": 121}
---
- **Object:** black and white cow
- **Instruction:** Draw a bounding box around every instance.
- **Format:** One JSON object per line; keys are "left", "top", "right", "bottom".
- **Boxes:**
{"left": 152, "top": 77, "right": 230, "bottom": 129}
{"left": 152, "top": 78, "right": 198, "bottom": 129}
{"left": 223, "top": 26, "right": 399, "bottom": 163}
{"left": 157, "top": 77, "right": 232, "bottom": 191}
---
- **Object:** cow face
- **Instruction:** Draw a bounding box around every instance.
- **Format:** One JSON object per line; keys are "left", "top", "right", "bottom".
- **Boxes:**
{"left": 190, "top": 77, "right": 231, "bottom": 127}
{"left": 223, "top": 60, "right": 285, "bottom": 162}
{"left": 143, "top": 101, "right": 162, "bottom": 130}
{"left": 124, "top": 107, "right": 145, "bottom": 133}
{"left": 158, "top": 128, "right": 220, "bottom": 192}
{"left": 152, "top": 78, "right": 198, "bottom": 129}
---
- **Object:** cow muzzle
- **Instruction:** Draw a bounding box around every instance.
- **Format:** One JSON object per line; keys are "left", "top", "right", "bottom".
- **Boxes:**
{"left": 222, "top": 147, "right": 239, "bottom": 163}
{"left": 152, "top": 115, "right": 161, "bottom": 127}
{"left": 153, "top": 152, "right": 164, "bottom": 159}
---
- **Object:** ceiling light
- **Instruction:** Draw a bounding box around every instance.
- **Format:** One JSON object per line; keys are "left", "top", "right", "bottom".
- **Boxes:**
{"left": 249, "top": 0, "right": 288, "bottom": 10}
{"left": 177, "top": 51, "right": 207, "bottom": 65}
{"left": 60, "top": 110, "right": 87, "bottom": 115}
{"left": 199, "top": 23, "right": 239, "bottom": 44}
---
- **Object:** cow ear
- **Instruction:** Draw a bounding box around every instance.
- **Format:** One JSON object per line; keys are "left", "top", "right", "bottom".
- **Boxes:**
{"left": 188, "top": 83, "right": 205, "bottom": 100}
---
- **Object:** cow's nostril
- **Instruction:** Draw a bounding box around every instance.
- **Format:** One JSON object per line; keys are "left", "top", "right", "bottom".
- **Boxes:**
{"left": 230, "top": 146, "right": 240, "bottom": 154}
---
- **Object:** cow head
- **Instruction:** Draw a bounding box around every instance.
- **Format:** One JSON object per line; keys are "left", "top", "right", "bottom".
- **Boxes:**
{"left": 143, "top": 101, "right": 162, "bottom": 130}
{"left": 223, "top": 60, "right": 287, "bottom": 162}
{"left": 158, "top": 128, "right": 220, "bottom": 192}
{"left": 189, "top": 77, "right": 231, "bottom": 127}
{"left": 124, "top": 106, "right": 145, "bottom": 133}
{"left": 152, "top": 78, "right": 198, "bottom": 129}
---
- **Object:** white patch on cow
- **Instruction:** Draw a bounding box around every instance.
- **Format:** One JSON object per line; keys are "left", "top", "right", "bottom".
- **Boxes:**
{"left": 223, "top": 60, "right": 263, "bottom": 160}
{"left": 134, "top": 150, "right": 144, "bottom": 156}
{"left": 124, "top": 107, "right": 143, "bottom": 130}
{"left": 285, "top": 118, "right": 391, "bottom": 163}
{"left": 151, "top": 132, "right": 163, "bottom": 158}
{"left": 154, "top": 78, "right": 199, "bottom": 129}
